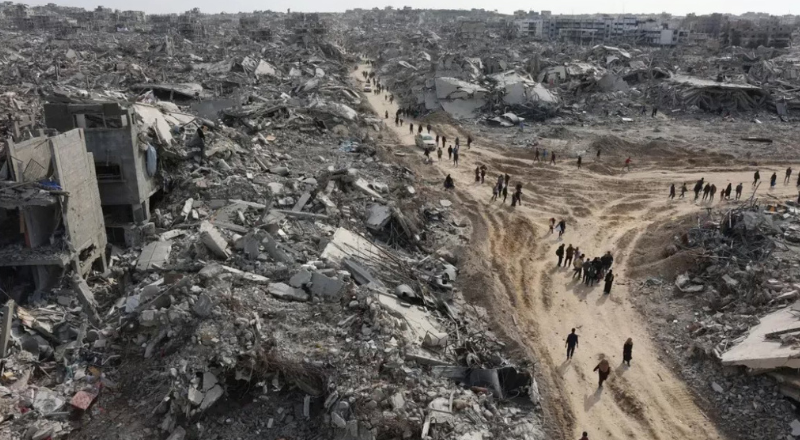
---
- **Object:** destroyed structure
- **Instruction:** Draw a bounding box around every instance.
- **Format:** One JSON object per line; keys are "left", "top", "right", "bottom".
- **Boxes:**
{"left": 0, "top": 3, "right": 800, "bottom": 440}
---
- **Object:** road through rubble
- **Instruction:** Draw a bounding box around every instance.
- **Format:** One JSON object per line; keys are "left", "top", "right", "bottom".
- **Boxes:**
{"left": 354, "top": 64, "right": 799, "bottom": 440}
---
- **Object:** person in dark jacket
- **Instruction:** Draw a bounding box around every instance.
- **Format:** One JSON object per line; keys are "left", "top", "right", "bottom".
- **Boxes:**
{"left": 579, "top": 432, "right": 589, "bottom": 440}
{"left": 467, "top": 135, "right": 473, "bottom": 148}
{"left": 511, "top": 185, "right": 522, "bottom": 207}
{"left": 669, "top": 183, "right": 675, "bottom": 199}
{"left": 604, "top": 270, "right": 615, "bottom": 294}
{"left": 557, "top": 219, "right": 566, "bottom": 238}
{"left": 447, "top": 145, "right": 453, "bottom": 160}
{"left": 693, "top": 178, "right": 704, "bottom": 201}
{"left": 725, "top": 183, "right": 732, "bottom": 200}
{"left": 753, "top": 170, "right": 760, "bottom": 187}
{"left": 426, "top": 124, "right": 432, "bottom": 134}
{"left": 565, "top": 245, "right": 575, "bottom": 267}
{"left": 600, "top": 251, "right": 613, "bottom": 273}
{"left": 444, "top": 174, "right": 454, "bottom": 190}
{"left": 475, "top": 166, "right": 481, "bottom": 183}
{"left": 770, "top": 172, "right": 777, "bottom": 189}
{"left": 593, "top": 359, "right": 611, "bottom": 388}
{"left": 623, "top": 338, "right": 633, "bottom": 366}
{"left": 680, "top": 182, "right": 687, "bottom": 199}
{"left": 735, "top": 183, "right": 743, "bottom": 200}
{"left": 566, "top": 328, "right": 579, "bottom": 360}
{"left": 577, "top": 155, "right": 582, "bottom": 169}
{"left": 556, "top": 244, "right": 565, "bottom": 267}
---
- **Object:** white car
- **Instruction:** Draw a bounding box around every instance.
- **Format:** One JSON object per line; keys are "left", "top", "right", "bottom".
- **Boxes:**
{"left": 415, "top": 133, "right": 436, "bottom": 149}
{"left": 363, "top": 85, "right": 372, "bottom": 92}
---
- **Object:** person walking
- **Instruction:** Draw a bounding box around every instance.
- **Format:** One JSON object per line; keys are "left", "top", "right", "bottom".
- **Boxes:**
{"left": 550, "top": 151, "right": 557, "bottom": 165}
{"left": 534, "top": 148, "right": 540, "bottom": 162}
{"left": 680, "top": 182, "right": 687, "bottom": 199}
{"left": 623, "top": 338, "right": 633, "bottom": 366}
{"left": 480, "top": 166, "right": 487, "bottom": 183}
{"left": 572, "top": 254, "right": 584, "bottom": 279}
{"left": 418, "top": 125, "right": 423, "bottom": 134}
{"left": 409, "top": 123, "right": 414, "bottom": 134}
{"left": 385, "top": 110, "right": 388, "bottom": 119}
{"left": 511, "top": 184, "right": 522, "bottom": 207}
{"left": 725, "top": 183, "right": 732, "bottom": 200}
{"left": 753, "top": 170, "right": 760, "bottom": 187}
{"left": 556, "top": 244, "right": 565, "bottom": 267}
{"left": 566, "top": 328, "right": 579, "bottom": 360}
{"left": 455, "top": 137, "right": 460, "bottom": 148}
{"left": 435, "top": 134, "right": 439, "bottom": 145}
{"left": 596, "top": 148, "right": 601, "bottom": 161}
{"left": 542, "top": 149, "right": 548, "bottom": 162}
{"left": 467, "top": 135, "right": 473, "bottom": 149}
{"left": 491, "top": 183, "right": 499, "bottom": 201}
{"left": 549, "top": 218, "right": 556, "bottom": 234}
{"left": 669, "top": 184, "right": 675, "bottom": 199}
{"left": 577, "top": 155, "right": 582, "bottom": 169}
{"left": 447, "top": 145, "right": 453, "bottom": 161}
{"left": 702, "top": 183, "right": 711, "bottom": 201}
{"left": 593, "top": 359, "right": 611, "bottom": 388}
{"left": 651, "top": 107, "right": 658, "bottom": 118}
{"left": 557, "top": 219, "right": 566, "bottom": 239}
{"left": 453, "top": 147, "right": 460, "bottom": 167}
{"left": 474, "top": 166, "right": 480, "bottom": 183}
{"left": 603, "top": 269, "right": 615, "bottom": 294}
{"left": 624, "top": 157, "right": 631, "bottom": 172}
{"left": 710, "top": 184, "right": 717, "bottom": 201}
{"left": 565, "top": 244, "right": 575, "bottom": 268}
{"left": 501, "top": 184, "right": 508, "bottom": 203}
{"left": 786, "top": 167, "right": 793, "bottom": 185}
{"left": 693, "top": 178, "right": 704, "bottom": 201}
{"left": 426, "top": 124, "right": 431, "bottom": 134}
{"left": 584, "top": 261, "right": 597, "bottom": 286}
{"left": 437, "top": 146, "right": 442, "bottom": 162}
{"left": 579, "top": 432, "right": 590, "bottom": 440}
{"left": 442, "top": 136, "right": 447, "bottom": 148}
{"left": 735, "top": 183, "right": 743, "bottom": 200}
{"left": 770, "top": 172, "right": 777, "bottom": 189}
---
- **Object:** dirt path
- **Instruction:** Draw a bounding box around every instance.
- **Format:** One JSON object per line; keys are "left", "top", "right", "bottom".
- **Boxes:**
{"left": 353, "top": 65, "right": 798, "bottom": 440}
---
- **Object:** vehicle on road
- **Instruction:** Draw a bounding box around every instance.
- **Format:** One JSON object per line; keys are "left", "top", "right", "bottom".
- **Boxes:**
{"left": 415, "top": 133, "right": 436, "bottom": 149}
{"left": 363, "top": 85, "right": 372, "bottom": 92}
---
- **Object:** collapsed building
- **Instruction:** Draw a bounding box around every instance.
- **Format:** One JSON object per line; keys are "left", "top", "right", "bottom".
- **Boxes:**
{"left": 0, "top": 129, "right": 106, "bottom": 294}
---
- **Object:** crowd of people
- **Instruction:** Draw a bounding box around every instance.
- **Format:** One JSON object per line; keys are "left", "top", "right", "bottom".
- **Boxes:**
{"left": 676, "top": 167, "right": 799, "bottom": 205}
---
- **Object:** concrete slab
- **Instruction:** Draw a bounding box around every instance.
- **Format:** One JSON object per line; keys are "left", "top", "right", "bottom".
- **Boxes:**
{"left": 200, "top": 221, "right": 230, "bottom": 259}
{"left": 321, "top": 228, "right": 384, "bottom": 265}
{"left": 377, "top": 292, "right": 442, "bottom": 343}
{"left": 366, "top": 204, "right": 392, "bottom": 231}
{"left": 267, "top": 283, "right": 309, "bottom": 302}
{"left": 310, "top": 272, "right": 344, "bottom": 298}
{"left": 136, "top": 241, "right": 173, "bottom": 271}
{"left": 722, "top": 300, "right": 800, "bottom": 369}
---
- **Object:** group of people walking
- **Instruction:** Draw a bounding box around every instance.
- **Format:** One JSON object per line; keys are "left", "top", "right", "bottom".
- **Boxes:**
{"left": 557, "top": 247, "right": 615, "bottom": 294}
{"left": 565, "top": 328, "right": 634, "bottom": 388}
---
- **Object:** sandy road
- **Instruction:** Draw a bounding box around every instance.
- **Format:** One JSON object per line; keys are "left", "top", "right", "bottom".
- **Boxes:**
{"left": 353, "top": 64, "right": 798, "bottom": 440}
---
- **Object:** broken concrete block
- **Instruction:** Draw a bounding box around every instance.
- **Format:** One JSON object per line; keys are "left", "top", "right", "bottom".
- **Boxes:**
{"left": 423, "top": 331, "right": 449, "bottom": 348}
{"left": 199, "top": 263, "right": 224, "bottom": 280}
{"left": 722, "top": 274, "right": 738, "bottom": 288}
{"left": 711, "top": 382, "right": 724, "bottom": 393}
{"left": 267, "top": 182, "right": 285, "bottom": 195}
{"left": 290, "top": 269, "right": 313, "bottom": 288}
{"left": 310, "top": 272, "right": 345, "bottom": 298}
{"left": 370, "top": 181, "right": 389, "bottom": 194}
{"left": 200, "top": 221, "right": 230, "bottom": 259}
{"left": 202, "top": 372, "right": 218, "bottom": 392}
{"left": 188, "top": 387, "right": 204, "bottom": 406}
{"left": 267, "top": 283, "right": 309, "bottom": 302}
{"left": 270, "top": 166, "right": 290, "bottom": 176}
{"left": 166, "top": 427, "right": 187, "bottom": 440}
{"left": 199, "top": 384, "right": 223, "bottom": 411}
{"left": 193, "top": 294, "right": 213, "bottom": 318}
{"left": 331, "top": 412, "right": 347, "bottom": 428}
{"left": 33, "top": 388, "right": 65, "bottom": 414}
{"left": 263, "top": 233, "right": 293, "bottom": 264}
{"left": 243, "top": 233, "right": 260, "bottom": 260}
{"left": 70, "top": 275, "right": 101, "bottom": 326}
{"left": 389, "top": 392, "right": 405, "bottom": 411}
{"left": 366, "top": 204, "right": 392, "bottom": 231}
{"left": 395, "top": 284, "right": 417, "bottom": 299}
{"left": 140, "top": 310, "right": 159, "bottom": 326}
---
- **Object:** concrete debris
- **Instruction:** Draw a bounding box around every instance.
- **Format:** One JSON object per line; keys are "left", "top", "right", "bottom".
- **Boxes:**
{"left": 267, "top": 283, "right": 309, "bottom": 302}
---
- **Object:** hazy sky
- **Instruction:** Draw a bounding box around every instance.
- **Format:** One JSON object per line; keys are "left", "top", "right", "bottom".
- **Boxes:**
{"left": 24, "top": 0, "right": 795, "bottom": 16}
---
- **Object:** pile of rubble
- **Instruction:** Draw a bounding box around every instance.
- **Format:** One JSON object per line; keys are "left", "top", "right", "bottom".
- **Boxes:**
{"left": 631, "top": 198, "right": 800, "bottom": 439}
{"left": 0, "top": 5, "right": 546, "bottom": 440}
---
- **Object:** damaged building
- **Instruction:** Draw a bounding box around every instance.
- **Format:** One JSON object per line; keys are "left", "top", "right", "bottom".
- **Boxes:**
{"left": 0, "top": 129, "right": 106, "bottom": 294}
{"left": 43, "top": 101, "right": 159, "bottom": 243}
